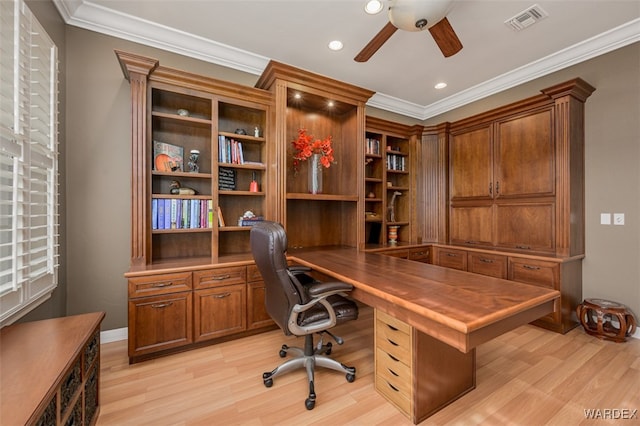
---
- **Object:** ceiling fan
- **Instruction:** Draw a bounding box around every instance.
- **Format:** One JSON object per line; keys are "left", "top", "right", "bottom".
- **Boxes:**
{"left": 354, "top": 0, "right": 463, "bottom": 62}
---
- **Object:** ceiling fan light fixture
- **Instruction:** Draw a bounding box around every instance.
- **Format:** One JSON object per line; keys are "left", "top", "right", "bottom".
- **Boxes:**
{"left": 365, "top": 0, "right": 384, "bottom": 15}
{"left": 389, "top": 0, "right": 453, "bottom": 32}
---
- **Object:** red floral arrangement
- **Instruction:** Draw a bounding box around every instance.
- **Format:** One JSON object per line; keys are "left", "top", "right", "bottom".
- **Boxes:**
{"left": 291, "top": 128, "right": 335, "bottom": 174}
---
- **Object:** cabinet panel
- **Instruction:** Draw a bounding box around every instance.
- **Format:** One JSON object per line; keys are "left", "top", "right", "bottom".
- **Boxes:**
{"left": 433, "top": 247, "right": 467, "bottom": 271}
{"left": 128, "top": 292, "right": 193, "bottom": 356}
{"left": 495, "top": 203, "right": 554, "bottom": 252}
{"left": 450, "top": 126, "right": 492, "bottom": 200}
{"left": 194, "top": 284, "right": 246, "bottom": 342}
{"left": 449, "top": 205, "right": 493, "bottom": 247}
{"left": 467, "top": 252, "right": 507, "bottom": 279}
{"left": 495, "top": 109, "right": 554, "bottom": 197}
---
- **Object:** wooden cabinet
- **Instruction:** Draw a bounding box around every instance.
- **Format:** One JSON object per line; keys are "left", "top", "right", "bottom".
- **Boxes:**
{"left": 116, "top": 50, "right": 273, "bottom": 267}
{"left": 1, "top": 312, "right": 104, "bottom": 426}
{"left": 374, "top": 309, "right": 475, "bottom": 424}
{"left": 447, "top": 79, "right": 594, "bottom": 257}
{"left": 255, "top": 61, "right": 374, "bottom": 250}
{"left": 128, "top": 272, "right": 193, "bottom": 358}
{"left": 364, "top": 117, "right": 423, "bottom": 247}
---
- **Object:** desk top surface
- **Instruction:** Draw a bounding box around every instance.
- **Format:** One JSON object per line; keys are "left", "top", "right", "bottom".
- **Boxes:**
{"left": 290, "top": 247, "right": 559, "bottom": 352}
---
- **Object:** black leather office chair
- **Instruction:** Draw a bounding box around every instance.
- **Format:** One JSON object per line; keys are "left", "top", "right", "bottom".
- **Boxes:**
{"left": 250, "top": 221, "right": 359, "bottom": 410}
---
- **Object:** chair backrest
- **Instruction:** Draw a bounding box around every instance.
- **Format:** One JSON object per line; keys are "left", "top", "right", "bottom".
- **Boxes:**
{"left": 250, "top": 221, "right": 304, "bottom": 334}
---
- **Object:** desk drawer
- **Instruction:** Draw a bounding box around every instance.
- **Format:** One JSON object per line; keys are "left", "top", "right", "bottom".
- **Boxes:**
{"left": 434, "top": 247, "right": 467, "bottom": 271}
{"left": 408, "top": 247, "right": 430, "bottom": 263}
{"left": 468, "top": 252, "right": 507, "bottom": 278}
{"left": 376, "top": 374, "right": 411, "bottom": 415}
{"left": 128, "top": 272, "right": 192, "bottom": 298}
{"left": 508, "top": 258, "right": 558, "bottom": 289}
{"left": 377, "top": 309, "right": 411, "bottom": 334}
{"left": 376, "top": 347, "right": 411, "bottom": 393}
{"left": 194, "top": 266, "right": 246, "bottom": 289}
{"left": 376, "top": 322, "right": 411, "bottom": 365}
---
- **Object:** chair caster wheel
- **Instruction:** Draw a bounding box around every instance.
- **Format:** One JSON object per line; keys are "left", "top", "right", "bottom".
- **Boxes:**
{"left": 346, "top": 373, "right": 355, "bottom": 383}
{"left": 325, "top": 342, "right": 332, "bottom": 355}
{"left": 279, "top": 344, "right": 288, "bottom": 358}
{"left": 263, "top": 372, "right": 273, "bottom": 388}
{"left": 305, "top": 398, "right": 315, "bottom": 410}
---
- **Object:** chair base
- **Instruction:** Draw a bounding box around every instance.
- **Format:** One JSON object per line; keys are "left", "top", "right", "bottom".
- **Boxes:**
{"left": 262, "top": 333, "right": 356, "bottom": 410}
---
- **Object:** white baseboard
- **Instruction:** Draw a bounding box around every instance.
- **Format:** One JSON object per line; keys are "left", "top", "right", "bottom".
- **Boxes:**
{"left": 101, "top": 327, "right": 128, "bottom": 344}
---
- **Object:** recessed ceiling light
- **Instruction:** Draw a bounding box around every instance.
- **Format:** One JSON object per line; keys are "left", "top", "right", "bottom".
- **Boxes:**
{"left": 434, "top": 82, "right": 447, "bottom": 89}
{"left": 328, "top": 101, "right": 335, "bottom": 107}
{"left": 328, "top": 40, "right": 344, "bottom": 51}
{"left": 294, "top": 93, "right": 302, "bottom": 99}
{"left": 364, "top": 0, "right": 384, "bottom": 15}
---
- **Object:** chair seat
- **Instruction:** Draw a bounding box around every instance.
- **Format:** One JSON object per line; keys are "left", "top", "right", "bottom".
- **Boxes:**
{"left": 299, "top": 295, "right": 358, "bottom": 328}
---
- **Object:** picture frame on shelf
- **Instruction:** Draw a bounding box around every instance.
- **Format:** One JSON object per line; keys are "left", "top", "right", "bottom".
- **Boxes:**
{"left": 153, "top": 140, "right": 184, "bottom": 172}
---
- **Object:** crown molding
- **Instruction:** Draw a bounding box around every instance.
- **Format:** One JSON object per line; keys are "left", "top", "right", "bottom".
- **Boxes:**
{"left": 53, "top": 1, "right": 639, "bottom": 120}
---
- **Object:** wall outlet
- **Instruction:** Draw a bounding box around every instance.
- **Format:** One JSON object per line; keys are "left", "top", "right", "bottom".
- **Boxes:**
{"left": 613, "top": 213, "right": 625, "bottom": 225}
{"left": 600, "top": 213, "right": 611, "bottom": 225}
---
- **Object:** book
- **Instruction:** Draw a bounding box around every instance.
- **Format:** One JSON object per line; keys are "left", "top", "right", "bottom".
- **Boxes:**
{"left": 217, "top": 206, "right": 225, "bottom": 227}
{"left": 153, "top": 140, "right": 183, "bottom": 172}
{"left": 163, "top": 199, "right": 171, "bottom": 229}
{"left": 170, "top": 199, "right": 178, "bottom": 229}
{"left": 152, "top": 199, "right": 158, "bottom": 230}
{"left": 157, "top": 198, "right": 165, "bottom": 230}
{"left": 207, "top": 200, "right": 213, "bottom": 228}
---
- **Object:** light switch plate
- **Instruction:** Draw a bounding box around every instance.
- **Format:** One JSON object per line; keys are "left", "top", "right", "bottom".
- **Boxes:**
{"left": 613, "top": 213, "right": 625, "bottom": 225}
{"left": 600, "top": 213, "right": 611, "bottom": 225}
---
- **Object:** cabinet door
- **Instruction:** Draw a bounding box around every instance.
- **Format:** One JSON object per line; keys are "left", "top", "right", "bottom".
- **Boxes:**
{"left": 247, "top": 280, "right": 274, "bottom": 329}
{"left": 128, "top": 292, "right": 193, "bottom": 357}
{"left": 450, "top": 126, "right": 493, "bottom": 200}
{"left": 495, "top": 202, "right": 555, "bottom": 253}
{"left": 495, "top": 109, "right": 554, "bottom": 198}
{"left": 449, "top": 205, "right": 494, "bottom": 247}
{"left": 194, "top": 284, "right": 246, "bottom": 342}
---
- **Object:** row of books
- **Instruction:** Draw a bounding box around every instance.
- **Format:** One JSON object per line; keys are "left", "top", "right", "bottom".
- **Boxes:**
{"left": 152, "top": 198, "right": 214, "bottom": 230}
{"left": 218, "top": 135, "right": 246, "bottom": 164}
{"left": 365, "top": 137, "right": 381, "bottom": 155}
{"left": 386, "top": 153, "right": 406, "bottom": 171}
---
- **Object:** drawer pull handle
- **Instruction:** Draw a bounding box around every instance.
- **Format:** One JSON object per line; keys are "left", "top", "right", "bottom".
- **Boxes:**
{"left": 387, "top": 368, "right": 399, "bottom": 377}
{"left": 211, "top": 274, "right": 231, "bottom": 281}
{"left": 151, "top": 302, "right": 173, "bottom": 308}
{"left": 414, "top": 251, "right": 425, "bottom": 256}
{"left": 516, "top": 245, "right": 531, "bottom": 250}
{"left": 479, "top": 258, "right": 494, "bottom": 263}
{"left": 446, "top": 253, "right": 458, "bottom": 257}
{"left": 387, "top": 382, "right": 400, "bottom": 392}
{"left": 465, "top": 241, "right": 477, "bottom": 244}
{"left": 152, "top": 281, "right": 173, "bottom": 288}
{"left": 387, "top": 324, "right": 398, "bottom": 331}
{"left": 387, "top": 338, "right": 399, "bottom": 346}
{"left": 523, "top": 265, "right": 541, "bottom": 270}
{"left": 213, "top": 293, "right": 231, "bottom": 298}
{"left": 387, "top": 353, "right": 400, "bottom": 362}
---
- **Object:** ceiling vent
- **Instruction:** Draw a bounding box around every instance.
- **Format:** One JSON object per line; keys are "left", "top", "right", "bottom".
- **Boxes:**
{"left": 504, "top": 4, "right": 549, "bottom": 31}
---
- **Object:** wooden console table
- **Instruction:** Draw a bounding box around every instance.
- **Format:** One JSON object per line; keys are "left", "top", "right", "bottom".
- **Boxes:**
{"left": 1, "top": 312, "right": 105, "bottom": 426}
{"left": 290, "top": 248, "right": 558, "bottom": 423}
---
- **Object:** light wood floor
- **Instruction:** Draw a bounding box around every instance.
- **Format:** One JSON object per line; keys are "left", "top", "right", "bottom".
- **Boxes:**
{"left": 97, "top": 307, "right": 640, "bottom": 425}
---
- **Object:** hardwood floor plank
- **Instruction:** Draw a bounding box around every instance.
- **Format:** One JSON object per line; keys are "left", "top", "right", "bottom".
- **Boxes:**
{"left": 97, "top": 306, "right": 640, "bottom": 425}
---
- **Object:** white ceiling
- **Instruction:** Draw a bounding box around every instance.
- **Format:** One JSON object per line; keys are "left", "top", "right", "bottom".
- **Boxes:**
{"left": 53, "top": 0, "right": 640, "bottom": 120}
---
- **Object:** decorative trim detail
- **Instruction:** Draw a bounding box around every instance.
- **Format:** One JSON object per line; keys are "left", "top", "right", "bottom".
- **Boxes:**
{"left": 52, "top": 2, "right": 639, "bottom": 120}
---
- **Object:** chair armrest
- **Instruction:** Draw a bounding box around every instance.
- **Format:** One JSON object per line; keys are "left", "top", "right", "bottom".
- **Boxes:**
{"left": 289, "top": 265, "right": 312, "bottom": 274}
{"left": 307, "top": 281, "right": 353, "bottom": 298}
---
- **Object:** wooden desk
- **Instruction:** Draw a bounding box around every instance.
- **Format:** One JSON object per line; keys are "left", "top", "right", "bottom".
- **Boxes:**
{"left": 290, "top": 248, "right": 559, "bottom": 423}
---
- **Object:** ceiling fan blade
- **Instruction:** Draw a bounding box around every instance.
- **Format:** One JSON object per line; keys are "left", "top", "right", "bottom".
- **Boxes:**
{"left": 354, "top": 22, "right": 398, "bottom": 63}
{"left": 428, "top": 17, "right": 463, "bottom": 57}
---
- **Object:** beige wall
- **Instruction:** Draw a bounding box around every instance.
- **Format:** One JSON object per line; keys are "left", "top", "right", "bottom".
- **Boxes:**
{"left": 61, "top": 16, "right": 638, "bottom": 330}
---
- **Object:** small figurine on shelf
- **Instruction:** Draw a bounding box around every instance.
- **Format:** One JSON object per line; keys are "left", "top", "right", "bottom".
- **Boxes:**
{"left": 188, "top": 149, "right": 199, "bottom": 173}
{"left": 169, "top": 180, "right": 196, "bottom": 195}
{"left": 388, "top": 191, "right": 402, "bottom": 222}
{"left": 254, "top": 126, "right": 260, "bottom": 137}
